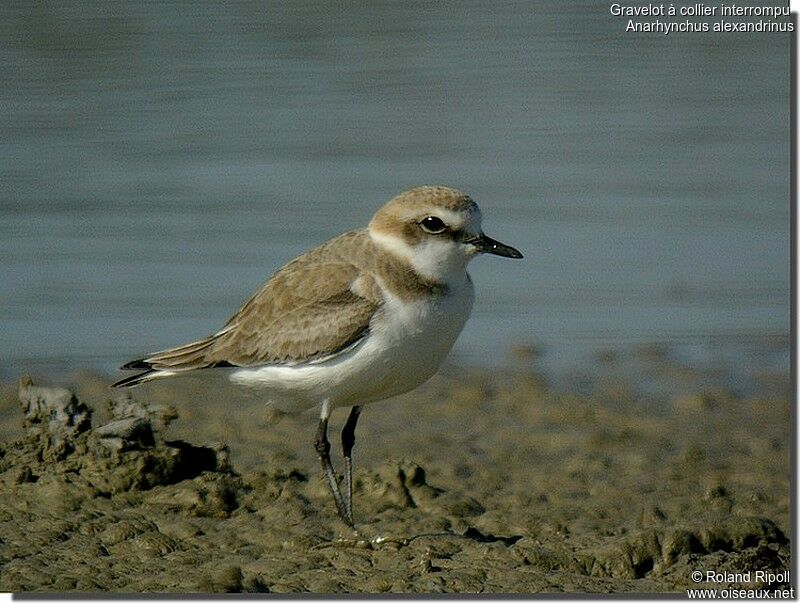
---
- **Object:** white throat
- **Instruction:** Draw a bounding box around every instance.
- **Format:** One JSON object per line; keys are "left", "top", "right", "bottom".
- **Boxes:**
{"left": 369, "top": 228, "right": 473, "bottom": 284}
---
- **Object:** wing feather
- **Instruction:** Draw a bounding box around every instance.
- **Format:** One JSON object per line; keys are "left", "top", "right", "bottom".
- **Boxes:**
{"left": 114, "top": 230, "right": 382, "bottom": 385}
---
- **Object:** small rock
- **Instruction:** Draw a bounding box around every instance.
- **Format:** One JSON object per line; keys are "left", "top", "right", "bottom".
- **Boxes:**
{"left": 108, "top": 396, "right": 178, "bottom": 431}
{"left": 94, "top": 417, "right": 154, "bottom": 450}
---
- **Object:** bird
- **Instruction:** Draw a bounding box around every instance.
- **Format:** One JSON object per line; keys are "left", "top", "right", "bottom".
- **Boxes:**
{"left": 113, "top": 185, "right": 523, "bottom": 527}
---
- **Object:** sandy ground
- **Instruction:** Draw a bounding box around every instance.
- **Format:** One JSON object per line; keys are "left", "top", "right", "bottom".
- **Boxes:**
{"left": 0, "top": 351, "right": 791, "bottom": 594}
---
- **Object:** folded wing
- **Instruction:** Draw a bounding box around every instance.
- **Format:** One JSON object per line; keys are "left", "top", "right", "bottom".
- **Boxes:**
{"left": 113, "top": 230, "right": 382, "bottom": 387}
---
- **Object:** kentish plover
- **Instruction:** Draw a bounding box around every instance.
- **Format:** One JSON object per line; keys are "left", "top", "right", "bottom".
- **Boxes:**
{"left": 114, "top": 186, "right": 522, "bottom": 527}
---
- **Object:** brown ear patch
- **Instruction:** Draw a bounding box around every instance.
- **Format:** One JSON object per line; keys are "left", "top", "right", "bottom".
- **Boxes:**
{"left": 399, "top": 220, "right": 426, "bottom": 246}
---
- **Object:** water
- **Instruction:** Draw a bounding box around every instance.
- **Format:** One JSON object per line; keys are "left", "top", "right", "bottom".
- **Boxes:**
{"left": 1, "top": 2, "right": 790, "bottom": 384}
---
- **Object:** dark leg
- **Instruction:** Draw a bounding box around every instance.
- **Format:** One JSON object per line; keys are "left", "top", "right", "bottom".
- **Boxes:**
{"left": 314, "top": 403, "right": 351, "bottom": 527}
{"left": 341, "top": 405, "right": 362, "bottom": 525}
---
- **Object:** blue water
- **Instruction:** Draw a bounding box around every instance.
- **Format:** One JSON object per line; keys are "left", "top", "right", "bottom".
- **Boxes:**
{"left": 0, "top": 2, "right": 790, "bottom": 384}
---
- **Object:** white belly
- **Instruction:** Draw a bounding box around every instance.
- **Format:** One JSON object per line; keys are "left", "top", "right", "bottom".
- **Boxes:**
{"left": 227, "top": 276, "right": 474, "bottom": 413}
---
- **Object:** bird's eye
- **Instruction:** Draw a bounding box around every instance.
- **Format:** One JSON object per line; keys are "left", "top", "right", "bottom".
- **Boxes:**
{"left": 419, "top": 216, "right": 447, "bottom": 234}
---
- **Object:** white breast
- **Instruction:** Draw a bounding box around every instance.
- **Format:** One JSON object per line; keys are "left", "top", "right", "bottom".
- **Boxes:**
{"left": 358, "top": 274, "right": 475, "bottom": 400}
{"left": 227, "top": 274, "right": 475, "bottom": 412}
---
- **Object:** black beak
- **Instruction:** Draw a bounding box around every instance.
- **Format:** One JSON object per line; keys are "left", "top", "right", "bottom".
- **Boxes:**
{"left": 468, "top": 234, "right": 523, "bottom": 259}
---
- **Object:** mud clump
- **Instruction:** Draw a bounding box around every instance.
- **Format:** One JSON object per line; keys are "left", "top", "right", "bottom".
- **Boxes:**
{"left": 17, "top": 376, "right": 91, "bottom": 463}
{"left": 3, "top": 379, "right": 235, "bottom": 499}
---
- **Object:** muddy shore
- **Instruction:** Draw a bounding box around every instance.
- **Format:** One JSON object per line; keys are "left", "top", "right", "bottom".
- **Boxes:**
{"left": 0, "top": 352, "right": 791, "bottom": 594}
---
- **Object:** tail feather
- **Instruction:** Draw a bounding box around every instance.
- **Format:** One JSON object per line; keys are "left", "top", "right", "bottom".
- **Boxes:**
{"left": 138, "top": 336, "right": 217, "bottom": 370}
{"left": 120, "top": 359, "right": 152, "bottom": 370}
{"left": 113, "top": 335, "right": 221, "bottom": 388}
{"left": 112, "top": 370, "right": 157, "bottom": 388}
